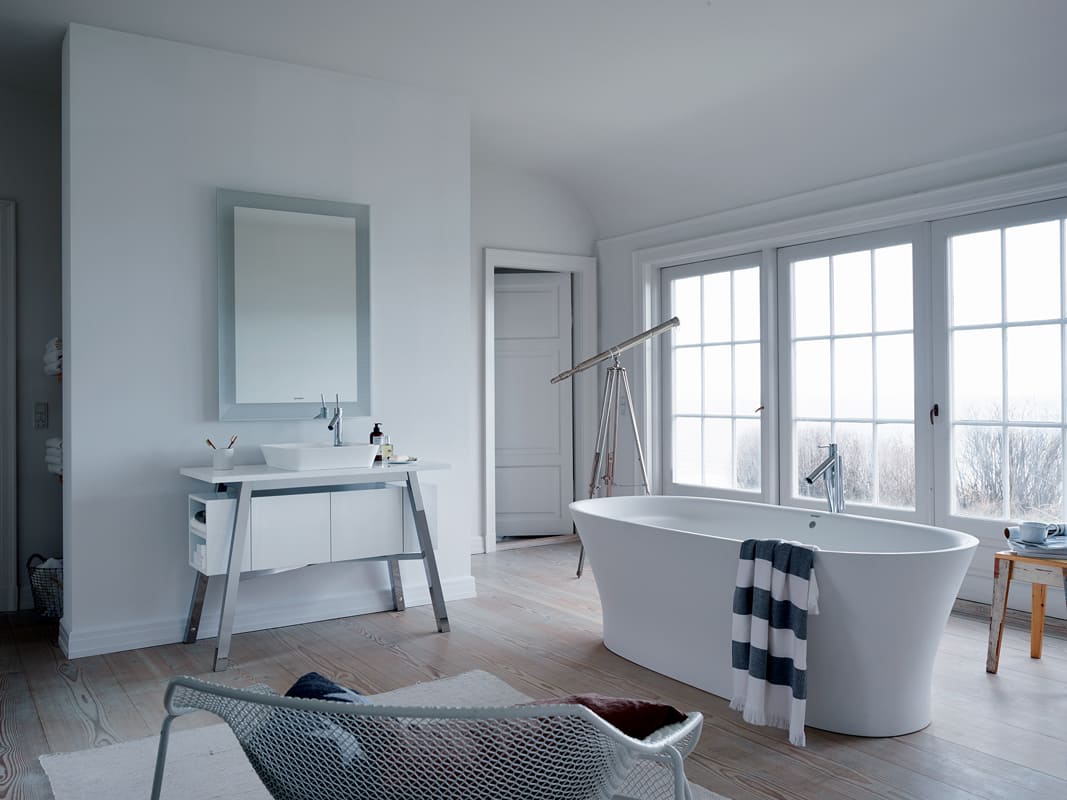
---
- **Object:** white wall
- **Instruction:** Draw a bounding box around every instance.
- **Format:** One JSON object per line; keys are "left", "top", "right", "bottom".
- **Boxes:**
{"left": 0, "top": 85, "right": 62, "bottom": 610}
{"left": 62, "top": 24, "right": 473, "bottom": 657}
{"left": 470, "top": 162, "right": 596, "bottom": 550}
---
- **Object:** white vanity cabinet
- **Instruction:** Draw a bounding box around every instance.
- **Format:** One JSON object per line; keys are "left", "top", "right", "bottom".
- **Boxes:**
{"left": 249, "top": 492, "right": 331, "bottom": 570}
{"left": 181, "top": 461, "right": 450, "bottom": 671}
{"left": 188, "top": 493, "right": 251, "bottom": 575}
{"left": 331, "top": 487, "right": 404, "bottom": 561}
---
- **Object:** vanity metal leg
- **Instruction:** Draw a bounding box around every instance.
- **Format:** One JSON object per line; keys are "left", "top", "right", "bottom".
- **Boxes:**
{"left": 183, "top": 572, "right": 210, "bottom": 644}
{"left": 405, "top": 472, "right": 450, "bottom": 633}
{"left": 387, "top": 559, "right": 406, "bottom": 611}
{"left": 214, "top": 481, "right": 253, "bottom": 671}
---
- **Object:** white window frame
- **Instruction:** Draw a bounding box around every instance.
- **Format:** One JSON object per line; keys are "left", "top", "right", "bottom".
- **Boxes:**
{"left": 776, "top": 224, "right": 934, "bottom": 523}
{"left": 931, "top": 196, "right": 1067, "bottom": 546}
{"left": 660, "top": 252, "right": 776, "bottom": 502}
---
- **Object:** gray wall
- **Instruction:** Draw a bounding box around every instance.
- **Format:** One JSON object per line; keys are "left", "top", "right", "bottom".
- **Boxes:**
{"left": 0, "top": 84, "right": 62, "bottom": 609}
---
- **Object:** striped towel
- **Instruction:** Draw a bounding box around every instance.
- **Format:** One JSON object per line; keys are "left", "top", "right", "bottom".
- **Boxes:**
{"left": 730, "top": 538, "right": 819, "bottom": 746}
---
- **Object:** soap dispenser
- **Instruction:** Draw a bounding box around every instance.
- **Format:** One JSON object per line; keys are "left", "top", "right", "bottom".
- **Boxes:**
{"left": 370, "top": 423, "right": 384, "bottom": 463}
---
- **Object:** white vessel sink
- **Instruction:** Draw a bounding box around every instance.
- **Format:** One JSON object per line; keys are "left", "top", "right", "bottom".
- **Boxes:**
{"left": 260, "top": 442, "right": 379, "bottom": 471}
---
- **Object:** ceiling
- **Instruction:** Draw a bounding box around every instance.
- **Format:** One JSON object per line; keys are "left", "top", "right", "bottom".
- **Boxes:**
{"left": 3, "top": 0, "right": 1067, "bottom": 238}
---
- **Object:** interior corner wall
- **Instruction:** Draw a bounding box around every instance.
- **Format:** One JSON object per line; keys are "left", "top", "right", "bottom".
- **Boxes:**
{"left": 470, "top": 163, "right": 596, "bottom": 550}
{"left": 0, "top": 85, "right": 62, "bottom": 610}
{"left": 62, "top": 24, "right": 473, "bottom": 657}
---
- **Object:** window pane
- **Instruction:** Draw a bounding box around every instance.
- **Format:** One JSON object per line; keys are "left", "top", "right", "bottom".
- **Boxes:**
{"left": 796, "top": 422, "right": 831, "bottom": 498}
{"left": 674, "top": 417, "right": 702, "bottom": 485}
{"left": 832, "top": 250, "right": 872, "bottom": 335}
{"left": 1006, "top": 325, "right": 1061, "bottom": 423}
{"left": 702, "top": 345, "right": 731, "bottom": 415}
{"left": 793, "top": 257, "right": 830, "bottom": 337}
{"left": 838, "top": 422, "right": 874, "bottom": 504}
{"left": 703, "top": 418, "right": 732, "bottom": 487}
{"left": 954, "top": 425, "right": 1004, "bottom": 518}
{"left": 1005, "top": 220, "right": 1061, "bottom": 323}
{"left": 950, "top": 230, "right": 1002, "bottom": 326}
{"left": 1008, "top": 427, "right": 1063, "bottom": 521}
{"left": 874, "top": 244, "right": 913, "bottom": 331}
{"left": 834, "top": 337, "right": 873, "bottom": 419}
{"left": 736, "top": 418, "right": 761, "bottom": 490}
{"left": 876, "top": 334, "right": 914, "bottom": 419}
{"left": 794, "top": 340, "right": 831, "bottom": 418}
{"left": 702, "top": 272, "right": 731, "bottom": 343}
{"left": 673, "top": 347, "right": 701, "bottom": 415}
{"left": 877, "top": 424, "right": 915, "bottom": 508}
{"left": 734, "top": 342, "right": 761, "bottom": 417}
{"left": 673, "top": 276, "right": 701, "bottom": 345}
{"left": 952, "top": 329, "right": 1002, "bottom": 421}
{"left": 733, "top": 267, "right": 761, "bottom": 341}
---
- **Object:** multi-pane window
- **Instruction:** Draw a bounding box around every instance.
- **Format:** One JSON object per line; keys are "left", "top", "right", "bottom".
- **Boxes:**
{"left": 662, "top": 256, "right": 762, "bottom": 493}
{"left": 784, "top": 240, "right": 916, "bottom": 508}
{"left": 944, "top": 213, "right": 1067, "bottom": 521}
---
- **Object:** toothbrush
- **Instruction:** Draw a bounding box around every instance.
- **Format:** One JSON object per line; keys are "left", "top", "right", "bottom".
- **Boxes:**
{"left": 227, "top": 435, "right": 237, "bottom": 449}
{"left": 206, "top": 438, "right": 217, "bottom": 450}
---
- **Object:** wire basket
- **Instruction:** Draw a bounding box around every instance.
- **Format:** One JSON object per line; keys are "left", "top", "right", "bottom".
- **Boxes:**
{"left": 26, "top": 553, "right": 63, "bottom": 618}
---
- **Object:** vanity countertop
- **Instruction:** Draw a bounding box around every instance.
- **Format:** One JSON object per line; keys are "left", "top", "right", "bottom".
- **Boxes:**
{"left": 180, "top": 460, "right": 448, "bottom": 485}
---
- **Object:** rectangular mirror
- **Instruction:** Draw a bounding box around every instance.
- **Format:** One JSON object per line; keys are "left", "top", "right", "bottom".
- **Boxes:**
{"left": 218, "top": 189, "right": 370, "bottom": 420}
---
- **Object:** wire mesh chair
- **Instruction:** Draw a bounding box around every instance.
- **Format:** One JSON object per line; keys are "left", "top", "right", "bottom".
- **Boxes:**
{"left": 151, "top": 677, "right": 704, "bottom": 800}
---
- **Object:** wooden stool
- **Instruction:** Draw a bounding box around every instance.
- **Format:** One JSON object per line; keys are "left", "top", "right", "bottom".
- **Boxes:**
{"left": 986, "top": 550, "right": 1067, "bottom": 673}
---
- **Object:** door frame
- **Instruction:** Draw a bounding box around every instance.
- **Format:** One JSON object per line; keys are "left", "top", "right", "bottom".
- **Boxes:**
{"left": 483, "top": 248, "right": 597, "bottom": 554}
{"left": 1, "top": 201, "right": 16, "bottom": 611}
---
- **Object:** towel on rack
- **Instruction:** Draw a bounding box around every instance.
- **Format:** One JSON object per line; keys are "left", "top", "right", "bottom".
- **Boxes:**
{"left": 730, "top": 538, "right": 819, "bottom": 746}
{"left": 45, "top": 437, "right": 62, "bottom": 449}
{"left": 45, "top": 453, "right": 62, "bottom": 466}
{"left": 46, "top": 462, "right": 62, "bottom": 476}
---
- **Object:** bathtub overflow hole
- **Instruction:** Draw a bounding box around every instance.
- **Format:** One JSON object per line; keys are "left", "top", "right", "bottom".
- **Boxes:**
{"left": 808, "top": 521, "right": 816, "bottom": 528}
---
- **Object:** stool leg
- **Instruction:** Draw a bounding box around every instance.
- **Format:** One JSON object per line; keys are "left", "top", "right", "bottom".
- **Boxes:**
{"left": 1030, "top": 583, "right": 1047, "bottom": 659}
{"left": 987, "top": 558, "right": 1012, "bottom": 674}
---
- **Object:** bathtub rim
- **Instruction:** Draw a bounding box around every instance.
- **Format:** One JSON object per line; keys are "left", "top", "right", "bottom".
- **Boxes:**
{"left": 570, "top": 494, "right": 979, "bottom": 557}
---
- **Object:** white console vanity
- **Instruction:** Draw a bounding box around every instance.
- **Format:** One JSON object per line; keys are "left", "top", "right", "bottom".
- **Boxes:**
{"left": 180, "top": 461, "right": 449, "bottom": 671}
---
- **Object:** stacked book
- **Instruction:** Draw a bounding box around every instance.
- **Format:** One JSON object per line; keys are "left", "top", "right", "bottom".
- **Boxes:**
{"left": 1005, "top": 523, "right": 1067, "bottom": 558}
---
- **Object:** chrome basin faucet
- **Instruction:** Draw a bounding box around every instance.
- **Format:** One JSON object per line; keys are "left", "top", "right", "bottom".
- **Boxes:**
{"left": 805, "top": 442, "right": 844, "bottom": 513}
{"left": 327, "top": 394, "right": 343, "bottom": 446}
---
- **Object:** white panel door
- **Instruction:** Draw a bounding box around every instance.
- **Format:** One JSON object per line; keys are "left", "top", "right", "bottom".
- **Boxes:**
{"left": 494, "top": 273, "right": 573, "bottom": 536}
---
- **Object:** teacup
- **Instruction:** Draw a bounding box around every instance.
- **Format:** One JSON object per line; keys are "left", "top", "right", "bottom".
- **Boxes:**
{"left": 1019, "top": 521, "right": 1053, "bottom": 544}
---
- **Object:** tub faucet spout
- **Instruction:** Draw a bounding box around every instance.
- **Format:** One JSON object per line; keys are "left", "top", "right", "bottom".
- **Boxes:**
{"left": 805, "top": 443, "right": 844, "bottom": 513}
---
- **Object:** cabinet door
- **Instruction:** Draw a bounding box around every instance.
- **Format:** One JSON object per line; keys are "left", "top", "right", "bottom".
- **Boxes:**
{"left": 249, "top": 493, "right": 331, "bottom": 570}
{"left": 331, "top": 487, "right": 404, "bottom": 561}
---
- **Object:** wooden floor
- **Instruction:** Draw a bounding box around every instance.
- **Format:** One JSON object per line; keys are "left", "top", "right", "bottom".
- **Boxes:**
{"left": 3, "top": 541, "right": 1067, "bottom": 799}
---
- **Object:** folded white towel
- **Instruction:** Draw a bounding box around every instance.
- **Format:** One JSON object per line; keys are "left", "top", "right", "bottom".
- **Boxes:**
{"left": 46, "top": 446, "right": 61, "bottom": 457}
{"left": 45, "top": 437, "right": 62, "bottom": 448}
{"left": 43, "top": 354, "right": 62, "bottom": 366}
{"left": 46, "top": 337, "right": 61, "bottom": 350}
{"left": 46, "top": 462, "right": 62, "bottom": 476}
{"left": 44, "top": 363, "right": 61, "bottom": 376}
{"left": 45, "top": 453, "right": 62, "bottom": 466}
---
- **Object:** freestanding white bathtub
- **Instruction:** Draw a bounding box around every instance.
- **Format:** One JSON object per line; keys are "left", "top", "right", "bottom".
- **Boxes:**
{"left": 570, "top": 495, "right": 978, "bottom": 737}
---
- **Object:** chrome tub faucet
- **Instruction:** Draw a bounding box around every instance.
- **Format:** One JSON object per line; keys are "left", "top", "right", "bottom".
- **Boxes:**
{"left": 805, "top": 442, "right": 844, "bottom": 513}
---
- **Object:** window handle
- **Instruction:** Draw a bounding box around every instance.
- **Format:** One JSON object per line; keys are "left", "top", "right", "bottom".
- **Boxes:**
{"left": 930, "top": 403, "right": 940, "bottom": 425}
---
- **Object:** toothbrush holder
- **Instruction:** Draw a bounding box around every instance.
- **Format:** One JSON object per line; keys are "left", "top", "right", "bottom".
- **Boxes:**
{"left": 212, "top": 449, "right": 235, "bottom": 471}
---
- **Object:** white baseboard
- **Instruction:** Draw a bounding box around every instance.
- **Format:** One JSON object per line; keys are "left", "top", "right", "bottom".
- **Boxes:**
{"left": 60, "top": 575, "right": 477, "bottom": 659}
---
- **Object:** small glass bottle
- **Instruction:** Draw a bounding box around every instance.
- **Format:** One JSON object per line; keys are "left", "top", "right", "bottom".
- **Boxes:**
{"left": 380, "top": 436, "right": 394, "bottom": 463}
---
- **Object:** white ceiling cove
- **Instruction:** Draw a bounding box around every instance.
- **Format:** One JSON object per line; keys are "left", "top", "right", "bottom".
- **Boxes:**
{"left": 2, "top": 0, "right": 1067, "bottom": 238}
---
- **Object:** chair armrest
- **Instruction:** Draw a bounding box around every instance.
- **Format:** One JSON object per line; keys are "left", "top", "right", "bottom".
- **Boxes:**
{"left": 162, "top": 676, "right": 276, "bottom": 718}
{"left": 642, "top": 712, "right": 703, "bottom": 758}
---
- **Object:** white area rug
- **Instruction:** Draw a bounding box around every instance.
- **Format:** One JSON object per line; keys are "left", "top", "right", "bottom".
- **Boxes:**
{"left": 40, "top": 670, "right": 728, "bottom": 800}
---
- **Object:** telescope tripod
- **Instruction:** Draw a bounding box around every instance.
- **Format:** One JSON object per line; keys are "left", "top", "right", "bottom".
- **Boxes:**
{"left": 576, "top": 355, "right": 651, "bottom": 577}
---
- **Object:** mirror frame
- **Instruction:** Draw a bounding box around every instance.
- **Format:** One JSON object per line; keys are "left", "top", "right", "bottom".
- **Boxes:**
{"left": 217, "top": 188, "right": 371, "bottom": 420}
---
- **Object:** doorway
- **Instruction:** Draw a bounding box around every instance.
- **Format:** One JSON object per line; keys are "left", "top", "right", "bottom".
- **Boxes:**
{"left": 483, "top": 249, "right": 597, "bottom": 554}
{"left": 1, "top": 201, "right": 16, "bottom": 611}
{"left": 494, "top": 271, "right": 574, "bottom": 543}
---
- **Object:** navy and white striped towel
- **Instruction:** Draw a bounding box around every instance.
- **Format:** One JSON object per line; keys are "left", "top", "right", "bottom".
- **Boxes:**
{"left": 730, "top": 538, "right": 819, "bottom": 746}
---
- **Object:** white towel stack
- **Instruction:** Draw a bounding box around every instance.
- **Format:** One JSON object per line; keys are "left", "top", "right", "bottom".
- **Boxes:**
{"left": 45, "top": 437, "right": 63, "bottom": 476}
{"left": 44, "top": 337, "right": 63, "bottom": 376}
